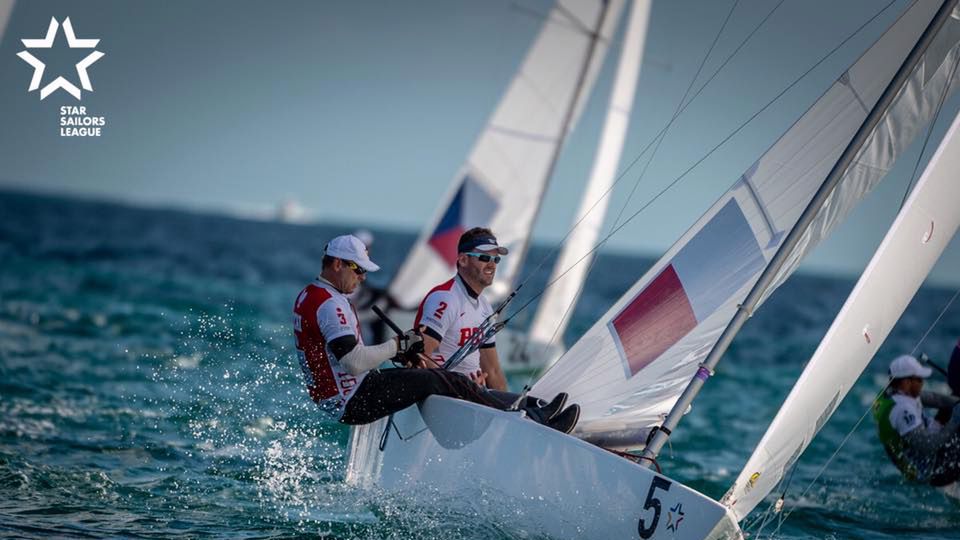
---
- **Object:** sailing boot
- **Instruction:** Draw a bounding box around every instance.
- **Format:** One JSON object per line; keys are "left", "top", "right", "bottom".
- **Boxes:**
{"left": 536, "top": 392, "right": 568, "bottom": 421}
{"left": 546, "top": 404, "right": 580, "bottom": 434}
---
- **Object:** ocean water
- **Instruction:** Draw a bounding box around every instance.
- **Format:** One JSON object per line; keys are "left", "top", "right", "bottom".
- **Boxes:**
{"left": 1, "top": 189, "right": 958, "bottom": 539}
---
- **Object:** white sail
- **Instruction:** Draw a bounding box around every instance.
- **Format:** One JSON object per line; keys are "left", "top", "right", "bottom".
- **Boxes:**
{"left": 387, "top": 0, "right": 625, "bottom": 310}
{"left": 523, "top": 0, "right": 652, "bottom": 363}
{"left": 533, "top": 0, "right": 960, "bottom": 449}
{"left": 0, "top": 0, "right": 14, "bottom": 39}
{"left": 725, "top": 106, "right": 960, "bottom": 521}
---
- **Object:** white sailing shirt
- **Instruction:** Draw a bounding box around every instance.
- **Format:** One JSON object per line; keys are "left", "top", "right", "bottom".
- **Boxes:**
{"left": 292, "top": 278, "right": 366, "bottom": 417}
{"left": 889, "top": 393, "right": 940, "bottom": 436}
{"left": 414, "top": 275, "right": 495, "bottom": 375}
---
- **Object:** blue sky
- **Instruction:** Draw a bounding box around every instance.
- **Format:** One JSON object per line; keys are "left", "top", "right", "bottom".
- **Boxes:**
{"left": 1, "top": 0, "right": 958, "bottom": 286}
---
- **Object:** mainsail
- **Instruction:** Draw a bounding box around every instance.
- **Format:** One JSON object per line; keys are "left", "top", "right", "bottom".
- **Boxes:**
{"left": 387, "top": 0, "right": 625, "bottom": 309}
{"left": 523, "top": 0, "right": 651, "bottom": 362}
{"left": 533, "top": 0, "right": 960, "bottom": 449}
{"left": 725, "top": 67, "right": 960, "bottom": 525}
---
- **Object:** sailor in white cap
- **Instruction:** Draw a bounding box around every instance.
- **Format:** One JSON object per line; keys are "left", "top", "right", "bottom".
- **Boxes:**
{"left": 873, "top": 354, "right": 960, "bottom": 486}
{"left": 291, "top": 234, "right": 574, "bottom": 432}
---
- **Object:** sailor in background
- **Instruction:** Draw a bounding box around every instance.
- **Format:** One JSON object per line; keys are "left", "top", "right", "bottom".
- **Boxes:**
{"left": 292, "top": 234, "right": 576, "bottom": 431}
{"left": 873, "top": 354, "right": 960, "bottom": 486}
{"left": 346, "top": 229, "right": 393, "bottom": 344}
{"left": 414, "top": 227, "right": 580, "bottom": 433}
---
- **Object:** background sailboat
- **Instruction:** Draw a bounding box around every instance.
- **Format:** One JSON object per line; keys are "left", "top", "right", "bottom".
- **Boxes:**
{"left": 384, "top": 0, "right": 624, "bottom": 312}
{"left": 499, "top": 0, "right": 652, "bottom": 372}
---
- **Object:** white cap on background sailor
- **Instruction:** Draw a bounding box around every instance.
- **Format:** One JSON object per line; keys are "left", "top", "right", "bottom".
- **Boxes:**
{"left": 353, "top": 229, "right": 374, "bottom": 249}
{"left": 888, "top": 354, "right": 932, "bottom": 379}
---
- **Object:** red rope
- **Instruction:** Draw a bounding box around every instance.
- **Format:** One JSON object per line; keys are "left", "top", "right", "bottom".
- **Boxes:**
{"left": 604, "top": 448, "right": 662, "bottom": 473}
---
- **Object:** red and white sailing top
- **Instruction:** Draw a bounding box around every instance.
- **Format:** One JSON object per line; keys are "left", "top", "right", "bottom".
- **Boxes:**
{"left": 415, "top": 275, "right": 495, "bottom": 375}
{"left": 293, "top": 278, "right": 365, "bottom": 417}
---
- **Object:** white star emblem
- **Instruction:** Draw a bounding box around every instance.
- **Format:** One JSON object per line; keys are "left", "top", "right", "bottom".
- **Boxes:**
{"left": 17, "top": 17, "right": 104, "bottom": 100}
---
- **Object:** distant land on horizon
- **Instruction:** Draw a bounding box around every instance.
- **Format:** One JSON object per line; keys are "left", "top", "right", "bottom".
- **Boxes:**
{"left": 4, "top": 185, "right": 958, "bottom": 292}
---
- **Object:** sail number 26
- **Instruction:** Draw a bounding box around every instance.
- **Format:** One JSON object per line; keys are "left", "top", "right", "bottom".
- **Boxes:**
{"left": 637, "top": 476, "right": 672, "bottom": 539}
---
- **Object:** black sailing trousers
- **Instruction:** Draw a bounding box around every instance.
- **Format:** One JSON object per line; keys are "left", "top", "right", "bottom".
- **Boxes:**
{"left": 339, "top": 368, "right": 514, "bottom": 425}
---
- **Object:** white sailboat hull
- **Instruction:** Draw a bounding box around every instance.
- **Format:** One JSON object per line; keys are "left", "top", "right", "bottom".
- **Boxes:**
{"left": 346, "top": 396, "right": 741, "bottom": 539}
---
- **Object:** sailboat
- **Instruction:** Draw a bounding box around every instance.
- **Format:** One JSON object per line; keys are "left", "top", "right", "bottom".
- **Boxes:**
{"left": 346, "top": 0, "right": 960, "bottom": 537}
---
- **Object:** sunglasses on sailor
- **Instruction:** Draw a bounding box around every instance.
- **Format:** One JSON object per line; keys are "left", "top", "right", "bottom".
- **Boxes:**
{"left": 464, "top": 252, "right": 501, "bottom": 264}
{"left": 343, "top": 260, "right": 367, "bottom": 275}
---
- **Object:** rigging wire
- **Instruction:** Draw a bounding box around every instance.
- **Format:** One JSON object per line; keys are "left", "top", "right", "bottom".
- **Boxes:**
{"left": 503, "top": 0, "right": 900, "bottom": 324}
{"left": 609, "top": 0, "right": 743, "bottom": 230}
{"left": 518, "top": 0, "right": 744, "bottom": 381}
{"left": 501, "top": 0, "right": 791, "bottom": 304}
{"left": 745, "top": 38, "right": 960, "bottom": 536}
{"left": 754, "top": 276, "right": 960, "bottom": 537}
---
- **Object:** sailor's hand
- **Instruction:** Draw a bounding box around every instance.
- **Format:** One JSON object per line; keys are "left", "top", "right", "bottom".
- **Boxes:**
{"left": 395, "top": 329, "right": 425, "bottom": 367}
{"left": 398, "top": 329, "right": 423, "bottom": 355}
{"left": 469, "top": 369, "right": 488, "bottom": 387}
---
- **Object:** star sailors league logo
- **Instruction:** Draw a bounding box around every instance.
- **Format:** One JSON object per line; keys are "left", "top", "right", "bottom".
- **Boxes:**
{"left": 17, "top": 17, "right": 104, "bottom": 100}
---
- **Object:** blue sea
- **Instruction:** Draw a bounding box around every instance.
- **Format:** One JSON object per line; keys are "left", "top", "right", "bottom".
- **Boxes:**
{"left": 1, "top": 189, "right": 958, "bottom": 539}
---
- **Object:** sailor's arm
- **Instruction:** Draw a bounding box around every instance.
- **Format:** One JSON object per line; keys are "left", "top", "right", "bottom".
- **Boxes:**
{"left": 419, "top": 330, "right": 443, "bottom": 369}
{"left": 317, "top": 296, "right": 398, "bottom": 376}
{"left": 479, "top": 347, "right": 507, "bottom": 391}
{"left": 903, "top": 403, "right": 960, "bottom": 452}
{"left": 331, "top": 335, "right": 399, "bottom": 376}
{"left": 921, "top": 390, "right": 960, "bottom": 410}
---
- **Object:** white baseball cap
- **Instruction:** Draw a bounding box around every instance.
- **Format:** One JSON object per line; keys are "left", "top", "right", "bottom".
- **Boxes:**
{"left": 325, "top": 234, "right": 380, "bottom": 272}
{"left": 888, "top": 354, "right": 932, "bottom": 379}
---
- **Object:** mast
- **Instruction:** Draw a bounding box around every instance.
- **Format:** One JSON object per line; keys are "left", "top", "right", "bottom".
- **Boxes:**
{"left": 524, "top": 0, "right": 651, "bottom": 357}
{"left": 640, "top": 0, "right": 959, "bottom": 466}
{"left": 505, "top": 0, "right": 615, "bottom": 300}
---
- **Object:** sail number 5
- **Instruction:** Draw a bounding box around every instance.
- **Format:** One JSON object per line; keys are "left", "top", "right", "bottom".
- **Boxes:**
{"left": 637, "top": 476, "right": 672, "bottom": 538}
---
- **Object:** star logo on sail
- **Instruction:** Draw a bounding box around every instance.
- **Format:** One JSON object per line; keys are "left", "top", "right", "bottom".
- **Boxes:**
{"left": 17, "top": 17, "right": 104, "bottom": 100}
{"left": 665, "top": 502, "right": 684, "bottom": 533}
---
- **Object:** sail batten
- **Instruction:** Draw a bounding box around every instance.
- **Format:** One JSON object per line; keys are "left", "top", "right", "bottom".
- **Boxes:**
{"left": 533, "top": 0, "right": 960, "bottom": 453}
